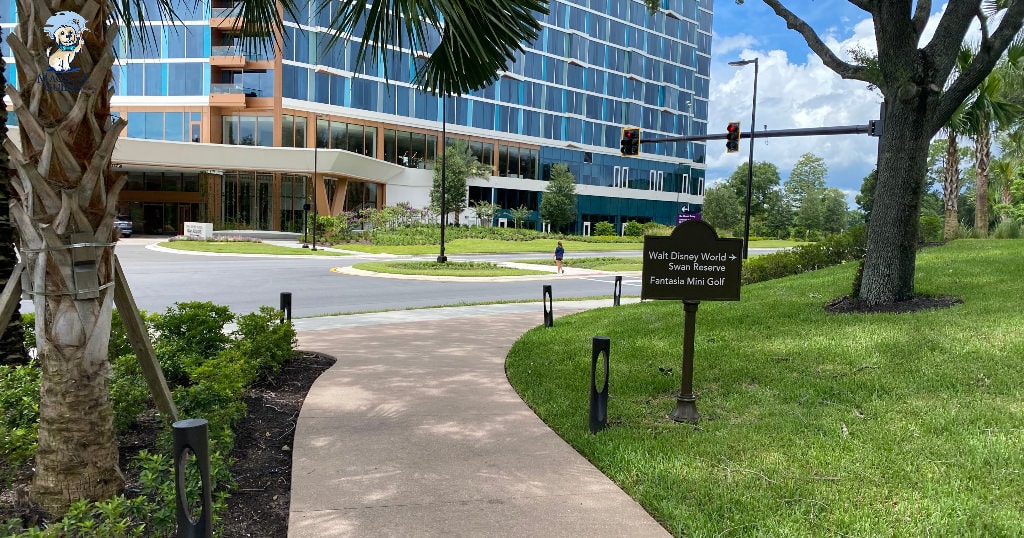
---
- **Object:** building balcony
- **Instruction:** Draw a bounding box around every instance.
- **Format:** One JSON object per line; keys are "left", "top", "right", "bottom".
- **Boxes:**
{"left": 210, "top": 45, "right": 245, "bottom": 68}
{"left": 210, "top": 45, "right": 274, "bottom": 67}
{"left": 210, "top": 5, "right": 243, "bottom": 29}
{"left": 209, "top": 83, "right": 249, "bottom": 107}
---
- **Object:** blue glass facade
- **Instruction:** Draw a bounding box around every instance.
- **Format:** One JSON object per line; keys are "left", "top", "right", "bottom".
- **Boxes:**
{"left": 5, "top": 0, "right": 710, "bottom": 231}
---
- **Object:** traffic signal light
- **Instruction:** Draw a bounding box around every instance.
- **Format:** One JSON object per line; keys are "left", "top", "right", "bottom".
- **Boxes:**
{"left": 726, "top": 121, "right": 741, "bottom": 153}
{"left": 620, "top": 127, "right": 640, "bottom": 156}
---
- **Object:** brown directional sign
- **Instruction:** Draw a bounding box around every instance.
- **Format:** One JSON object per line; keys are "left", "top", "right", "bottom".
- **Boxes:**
{"left": 641, "top": 220, "right": 743, "bottom": 301}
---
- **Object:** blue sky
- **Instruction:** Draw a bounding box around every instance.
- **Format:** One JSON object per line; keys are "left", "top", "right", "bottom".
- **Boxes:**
{"left": 706, "top": 1, "right": 954, "bottom": 207}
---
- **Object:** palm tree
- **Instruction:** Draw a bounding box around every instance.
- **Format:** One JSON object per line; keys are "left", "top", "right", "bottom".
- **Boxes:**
{"left": 7, "top": 0, "right": 545, "bottom": 516}
{"left": 940, "top": 115, "right": 968, "bottom": 240}
{"left": 961, "top": 58, "right": 1023, "bottom": 237}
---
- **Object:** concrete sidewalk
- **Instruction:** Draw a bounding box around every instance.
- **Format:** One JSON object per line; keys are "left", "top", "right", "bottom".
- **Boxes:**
{"left": 287, "top": 303, "right": 669, "bottom": 537}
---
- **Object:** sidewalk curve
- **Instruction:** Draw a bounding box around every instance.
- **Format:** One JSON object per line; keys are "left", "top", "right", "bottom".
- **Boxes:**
{"left": 288, "top": 307, "right": 669, "bottom": 537}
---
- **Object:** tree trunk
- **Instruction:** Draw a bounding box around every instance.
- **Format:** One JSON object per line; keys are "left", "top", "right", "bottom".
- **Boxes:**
{"left": 858, "top": 100, "right": 931, "bottom": 305}
{"left": 974, "top": 124, "right": 991, "bottom": 237}
{"left": 941, "top": 129, "right": 961, "bottom": 241}
{"left": 9, "top": 0, "right": 127, "bottom": 515}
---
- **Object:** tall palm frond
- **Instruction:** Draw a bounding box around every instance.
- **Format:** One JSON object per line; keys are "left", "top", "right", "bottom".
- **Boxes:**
{"left": 317, "top": 0, "right": 548, "bottom": 95}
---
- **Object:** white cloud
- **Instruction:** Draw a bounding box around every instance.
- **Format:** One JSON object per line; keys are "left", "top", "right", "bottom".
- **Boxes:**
{"left": 705, "top": 2, "right": 1002, "bottom": 203}
{"left": 712, "top": 33, "right": 758, "bottom": 56}
{"left": 708, "top": 41, "right": 881, "bottom": 197}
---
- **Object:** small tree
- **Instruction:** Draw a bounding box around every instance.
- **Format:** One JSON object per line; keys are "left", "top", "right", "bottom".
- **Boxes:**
{"left": 431, "top": 139, "right": 491, "bottom": 225}
{"left": 701, "top": 184, "right": 742, "bottom": 235}
{"left": 509, "top": 205, "right": 534, "bottom": 229}
{"left": 470, "top": 200, "right": 500, "bottom": 227}
{"left": 540, "top": 163, "right": 578, "bottom": 232}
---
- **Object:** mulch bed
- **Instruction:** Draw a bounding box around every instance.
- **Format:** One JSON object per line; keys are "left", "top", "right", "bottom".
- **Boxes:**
{"left": 1, "top": 350, "right": 335, "bottom": 537}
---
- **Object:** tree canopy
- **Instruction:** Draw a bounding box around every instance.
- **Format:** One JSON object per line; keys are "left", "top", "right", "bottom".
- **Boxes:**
{"left": 540, "top": 164, "right": 578, "bottom": 232}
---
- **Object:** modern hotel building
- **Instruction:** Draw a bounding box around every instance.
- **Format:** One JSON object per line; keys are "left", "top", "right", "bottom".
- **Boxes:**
{"left": 3, "top": 0, "right": 711, "bottom": 235}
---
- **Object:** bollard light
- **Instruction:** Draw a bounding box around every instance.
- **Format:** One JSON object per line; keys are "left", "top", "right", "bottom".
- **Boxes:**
{"left": 542, "top": 284, "right": 553, "bottom": 328}
{"left": 173, "top": 418, "right": 213, "bottom": 538}
{"left": 589, "top": 337, "right": 610, "bottom": 434}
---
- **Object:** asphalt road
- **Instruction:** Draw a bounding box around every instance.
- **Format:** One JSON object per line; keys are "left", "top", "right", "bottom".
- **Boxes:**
{"left": 17, "top": 238, "right": 778, "bottom": 318}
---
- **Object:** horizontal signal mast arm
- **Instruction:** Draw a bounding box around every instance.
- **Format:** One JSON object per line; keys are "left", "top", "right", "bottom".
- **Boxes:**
{"left": 643, "top": 123, "right": 875, "bottom": 143}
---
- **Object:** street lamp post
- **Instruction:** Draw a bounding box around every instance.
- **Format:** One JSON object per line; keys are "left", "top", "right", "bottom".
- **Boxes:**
{"left": 729, "top": 57, "right": 758, "bottom": 259}
{"left": 437, "top": 95, "right": 448, "bottom": 263}
{"left": 312, "top": 114, "right": 323, "bottom": 252}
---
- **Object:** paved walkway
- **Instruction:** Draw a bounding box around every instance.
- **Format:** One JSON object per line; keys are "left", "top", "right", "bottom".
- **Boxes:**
{"left": 288, "top": 301, "right": 668, "bottom": 537}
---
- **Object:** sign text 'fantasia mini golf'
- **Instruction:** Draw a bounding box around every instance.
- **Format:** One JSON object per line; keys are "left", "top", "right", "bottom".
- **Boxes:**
{"left": 641, "top": 220, "right": 742, "bottom": 424}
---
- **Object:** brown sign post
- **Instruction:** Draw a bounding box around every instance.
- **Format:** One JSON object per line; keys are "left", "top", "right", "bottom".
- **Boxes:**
{"left": 641, "top": 220, "right": 742, "bottom": 424}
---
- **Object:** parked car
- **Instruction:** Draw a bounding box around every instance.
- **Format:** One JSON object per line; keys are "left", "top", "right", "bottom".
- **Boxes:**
{"left": 115, "top": 215, "right": 133, "bottom": 237}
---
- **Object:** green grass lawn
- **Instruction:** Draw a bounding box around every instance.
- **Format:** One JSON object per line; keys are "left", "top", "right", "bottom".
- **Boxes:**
{"left": 158, "top": 241, "right": 348, "bottom": 256}
{"left": 338, "top": 238, "right": 644, "bottom": 255}
{"left": 506, "top": 239, "right": 1024, "bottom": 536}
{"left": 515, "top": 256, "right": 644, "bottom": 272}
{"left": 351, "top": 261, "right": 548, "bottom": 277}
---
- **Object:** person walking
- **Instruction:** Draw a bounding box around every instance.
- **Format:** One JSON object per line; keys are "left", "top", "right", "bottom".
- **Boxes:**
{"left": 554, "top": 241, "right": 565, "bottom": 274}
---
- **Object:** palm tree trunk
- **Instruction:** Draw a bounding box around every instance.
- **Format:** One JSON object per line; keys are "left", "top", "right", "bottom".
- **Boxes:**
{"left": 974, "top": 123, "right": 991, "bottom": 237}
{"left": 9, "top": 0, "right": 126, "bottom": 515}
{"left": 0, "top": 57, "right": 29, "bottom": 367}
{"left": 942, "top": 129, "right": 961, "bottom": 241}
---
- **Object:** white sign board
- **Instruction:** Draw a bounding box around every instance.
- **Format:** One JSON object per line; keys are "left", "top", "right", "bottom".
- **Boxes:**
{"left": 184, "top": 222, "right": 213, "bottom": 239}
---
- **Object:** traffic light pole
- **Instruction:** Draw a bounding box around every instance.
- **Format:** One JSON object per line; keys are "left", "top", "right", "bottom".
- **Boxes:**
{"left": 642, "top": 122, "right": 881, "bottom": 144}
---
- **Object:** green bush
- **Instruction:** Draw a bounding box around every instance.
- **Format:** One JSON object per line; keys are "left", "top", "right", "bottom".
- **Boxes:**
{"left": 642, "top": 222, "right": 673, "bottom": 236}
{"left": 918, "top": 215, "right": 943, "bottom": 243}
{"left": 742, "top": 226, "right": 867, "bottom": 285}
{"left": 233, "top": 306, "right": 298, "bottom": 380}
{"left": 593, "top": 221, "right": 616, "bottom": 236}
{"left": 623, "top": 220, "right": 643, "bottom": 237}
{"left": 152, "top": 302, "right": 234, "bottom": 386}
{"left": 0, "top": 362, "right": 40, "bottom": 469}
{"left": 4, "top": 300, "right": 299, "bottom": 536}
{"left": 109, "top": 353, "right": 151, "bottom": 432}
{"left": 993, "top": 220, "right": 1021, "bottom": 239}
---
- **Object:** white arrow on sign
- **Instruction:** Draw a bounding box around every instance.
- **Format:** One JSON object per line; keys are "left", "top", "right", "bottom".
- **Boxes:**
{"left": 729, "top": 254, "right": 737, "bottom": 260}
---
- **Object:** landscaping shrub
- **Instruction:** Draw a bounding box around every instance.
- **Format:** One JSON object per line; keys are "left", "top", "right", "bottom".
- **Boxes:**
{"left": 0, "top": 362, "right": 40, "bottom": 472}
{"left": 918, "top": 215, "right": 943, "bottom": 243}
{"left": 993, "top": 220, "right": 1021, "bottom": 239}
{"left": 593, "top": 221, "right": 616, "bottom": 236}
{"left": 742, "top": 225, "right": 867, "bottom": 285}
{"left": 623, "top": 220, "right": 643, "bottom": 237}
{"left": 3, "top": 300, "right": 297, "bottom": 536}
{"left": 151, "top": 302, "right": 234, "bottom": 386}
{"left": 642, "top": 222, "right": 673, "bottom": 236}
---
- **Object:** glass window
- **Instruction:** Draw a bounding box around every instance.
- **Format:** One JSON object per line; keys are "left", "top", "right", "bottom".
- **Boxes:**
{"left": 144, "top": 63, "right": 163, "bottom": 95}
{"left": 238, "top": 116, "right": 257, "bottom": 145}
{"left": 383, "top": 129, "right": 397, "bottom": 163}
{"left": 257, "top": 116, "right": 274, "bottom": 147}
{"left": 222, "top": 116, "right": 237, "bottom": 144}
{"left": 294, "top": 116, "right": 307, "bottom": 148}
{"left": 168, "top": 63, "right": 203, "bottom": 95}
{"left": 364, "top": 126, "right": 376, "bottom": 158}
{"left": 144, "top": 112, "right": 163, "bottom": 139}
{"left": 348, "top": 124, "right": 366, "bottom": 155}
{"left": 165, "top": 26, "right": 186, "bottom": 57}
{"left": 127, "top": 112, "right": 144, "bottom": 138}
{"left": 281, "top": 115, "right": 295, "bottom": 147}
{"left": 330, "top": 121, "right": 346, "bottom": 149}
{"left": 165, "top": 112, "right": 184, "bottom": 141}
{"left": 316, "top": 118, "right": 329, "bottom": 148}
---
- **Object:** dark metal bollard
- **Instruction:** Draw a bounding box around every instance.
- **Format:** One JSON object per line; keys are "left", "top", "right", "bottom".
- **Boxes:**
{"left": 280, "top": 292, "right": 292, "bottom": 323}
{"left": 542, "top": 284, "right": 553, "bottom": 327}
{"left": 613, "top": 275, "right": 622, "bottom": 306}
{"left": 589, "top": 337, "right": 610, "bottom": 434}
{"left": 174, "top": 419, "right": 213, "bottom": 538}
